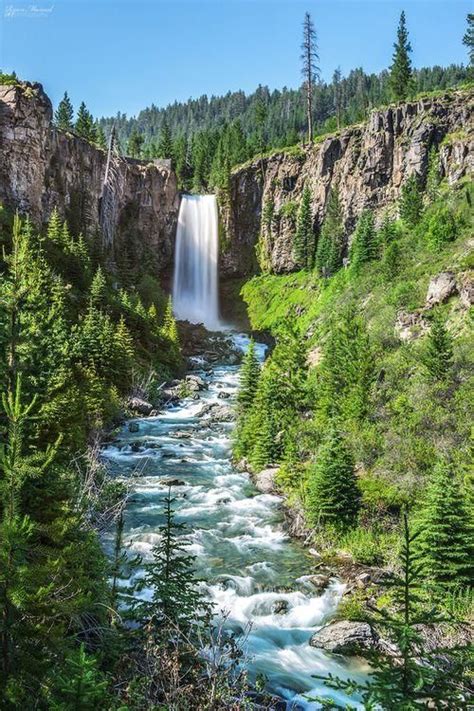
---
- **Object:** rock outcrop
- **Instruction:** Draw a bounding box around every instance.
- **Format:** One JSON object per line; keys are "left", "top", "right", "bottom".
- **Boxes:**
{"left": 221, "top": 90, "right": 474, "bottom": 276}
{"left": 0, "top": 82, "right": 180, "bottom": 275}
{"left": 309, "top": 620, "right": 379, "bottom": 655}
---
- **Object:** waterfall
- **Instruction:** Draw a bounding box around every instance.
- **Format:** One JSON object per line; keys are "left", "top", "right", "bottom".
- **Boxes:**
{"left": 172, "top": 194, "right": 220, "bottom": 330}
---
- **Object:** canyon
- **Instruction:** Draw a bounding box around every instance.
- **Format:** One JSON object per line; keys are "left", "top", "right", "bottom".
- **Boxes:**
{"left": 1, "top": 81, "right": 472, "bottom": 280}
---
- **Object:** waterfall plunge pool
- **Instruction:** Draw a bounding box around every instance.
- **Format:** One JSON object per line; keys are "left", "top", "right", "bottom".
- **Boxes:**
{"left": 101, "top": 334, "right": 367, "bottom": 709}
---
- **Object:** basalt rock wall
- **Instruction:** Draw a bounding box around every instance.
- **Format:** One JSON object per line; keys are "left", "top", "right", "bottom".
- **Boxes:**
{"left": 221, "top": 90, "right": 473, "bottom": 276}
{"left": 0, "top": 82, "right": 180, "bottom": 274}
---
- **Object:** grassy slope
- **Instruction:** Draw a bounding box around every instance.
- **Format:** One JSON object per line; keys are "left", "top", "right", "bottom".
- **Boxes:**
{"left": 241, "top": 179, "right": 473, "bottom": 568}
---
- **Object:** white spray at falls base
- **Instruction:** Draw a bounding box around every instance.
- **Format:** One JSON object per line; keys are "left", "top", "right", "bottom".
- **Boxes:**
{"left": 172, "top": 194, "right": 220, "bottom": 330}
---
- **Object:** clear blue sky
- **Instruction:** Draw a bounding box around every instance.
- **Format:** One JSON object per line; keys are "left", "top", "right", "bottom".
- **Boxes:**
{"left": 0, "top": 0, "right": 470, "bottom": 118}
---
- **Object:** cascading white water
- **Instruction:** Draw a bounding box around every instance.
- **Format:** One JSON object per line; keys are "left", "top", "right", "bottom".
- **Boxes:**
{"left": 172, "top": 194, "right": 220, "bottom": 330}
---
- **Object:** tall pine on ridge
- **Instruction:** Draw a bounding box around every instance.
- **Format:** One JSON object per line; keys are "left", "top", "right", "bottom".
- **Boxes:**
{"left": 389, "top": 11, "right": 414, "bottom": 101}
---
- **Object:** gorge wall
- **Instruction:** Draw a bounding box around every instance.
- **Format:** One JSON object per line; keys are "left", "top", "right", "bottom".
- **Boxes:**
{"left": 1, "top": 83, "right": 472, "bottom": 281}
{"left": 0, "top": 82, "right": 180, "bottom": 274}
{"left": 220, "top": 89, "right": 474, "bottom": 276}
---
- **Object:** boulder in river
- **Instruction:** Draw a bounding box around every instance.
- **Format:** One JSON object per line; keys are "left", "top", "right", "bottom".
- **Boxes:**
{"left": 159, "top": 478, "right": 186, "bottom": 487}
{"left": 271, "top": 599, "right": 289, "bottom": 615}
{"left": 307, "top": 574, "right": 331, "bottom": 592}
{"left": 127, "top": 397, "right": 154, "bottom": 416}
{"left": 310, "top": 621, "right": 379, "bottom": 655}
{"left": 217, "top": 391, "right": 231, "bottom": 399}
{"left": 128, "top": 422, "right": 139, "bottom": 433}
{"left": 186, "top": 374, "right": 208, "bottom": 391}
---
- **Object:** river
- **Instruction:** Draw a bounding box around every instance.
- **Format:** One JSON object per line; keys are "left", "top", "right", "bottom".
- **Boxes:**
{"left": 101, "top": 333, "right": 366, "bottom": 709}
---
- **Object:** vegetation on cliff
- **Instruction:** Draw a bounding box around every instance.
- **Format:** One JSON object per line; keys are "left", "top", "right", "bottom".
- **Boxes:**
{"left": 236, "top": 173, "right": 473, "bottom": 594}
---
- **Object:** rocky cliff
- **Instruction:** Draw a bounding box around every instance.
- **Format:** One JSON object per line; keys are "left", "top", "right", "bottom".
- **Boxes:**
{"left": 221, "top": 89, "right": 473, "bottom": 276}
{"left": 0, "top": 82, "right": 180, "bottom": 274}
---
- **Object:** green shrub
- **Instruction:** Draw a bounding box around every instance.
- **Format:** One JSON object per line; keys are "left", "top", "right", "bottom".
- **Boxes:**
{"left": 420, "top": 205, "right": 459, "bottom": 249}
{"left": 337, "top": 527, "right": 398, "bottom": 566}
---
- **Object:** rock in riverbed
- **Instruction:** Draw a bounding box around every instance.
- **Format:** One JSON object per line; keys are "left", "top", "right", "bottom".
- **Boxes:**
{"left": 127, "top": 397, "right": 154, "bottom": 416}
{"left": 310, "top": 621, "right": 379, "bottom": 655}
{"left": 252, "top": 467, "right": 279, "bottom": 494}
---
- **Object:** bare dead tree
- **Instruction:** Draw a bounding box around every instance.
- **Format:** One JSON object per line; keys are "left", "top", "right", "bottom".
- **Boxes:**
{"left": 301, "top": 11, "right": 320, "bottom": 144}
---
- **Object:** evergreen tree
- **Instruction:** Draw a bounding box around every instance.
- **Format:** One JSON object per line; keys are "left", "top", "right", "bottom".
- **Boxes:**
{"left": 423, "top": 315, "right": 454, "bottom": 380}
{"left": 237, "top": 339, "right": 261, "bottom": 413}
{"left": 350, "top": 209, "right": 377, "bottom": 272}
{"left": 462, "top": 13, "right": 474, "bottom": 67}
{"left": 301, "top": 11, "right": 319, "bottom": 143}
{"left": 127, "top": 130, "right": 144, "bottom": 158}
{"left": 54, "top": 91, "right": 74, "bottom": 132}
{"left": 416, "top": 460, "right": 474, "bottom": 588}
{"left": 332, "top": 66, "right": 343, "bottom": 130}
{"left": 382, "top": 239, "right": 401, "bottom": 280}
{"left": 293, "top": 185, "right": 315, "bottom": 269}
{"left": 389, "top": 11, "right": 414, "bottom": 101}
{"left": 319, "top": 513, "right": 472, "bottom": 708}
{"left": 157, "top": 118, "right": 173, "bottom": 159}
{"left": 377, "top": 213, "right": 398, "bottom": 247}
{"left": 317, "top": 307, "right": 374, "bottom": 421}
{"left": 47, "top": 207, "right": 63, "bottom": 245}
{"left": 95, "top": 123, "right": 107, "bottom": 150}
{"left": 50, "top": 644, "right": 109, "bottom": 709}
{"left": 90, "top": 266, "right": 107, "bottom": 308}
{"left": 75, "top": 102, "right": 95, "bottom": 142}
{"left": 315, "top": 187, "right": 344, "bottom": 277}
{"left": 134, "top": 491, "right": 208, "bottom": 630}
{"left": 426, "top": 146, "right": 442, "bottom": 203}
{"left": 162, "top": 296, "right": 179, "bottom": 345}
{"left": 306, "top": 427, "right": 361, "bottom": 530}
{"left": 113, "top": 316, "right": 135, "bottom": 386}
{"left": 399, "top": 173, "right": 423, "bottom": 227}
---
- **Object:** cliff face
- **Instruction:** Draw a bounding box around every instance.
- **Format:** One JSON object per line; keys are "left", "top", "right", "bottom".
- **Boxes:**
{"left": 221, "top": 90, "right": 474, "bottom": 276}
{"left": 0, "top": 82, "right": 180, "bottom": 274}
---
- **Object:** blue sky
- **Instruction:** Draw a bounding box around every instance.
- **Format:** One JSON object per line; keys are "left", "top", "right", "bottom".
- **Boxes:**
{"left": 0, "top": 0, "right": 471, "bottom": 118}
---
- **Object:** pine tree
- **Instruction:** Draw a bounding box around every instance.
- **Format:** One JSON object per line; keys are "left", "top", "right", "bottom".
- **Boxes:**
{"left": 75, "top": 102, "right": 95, "bottom": 142}
{"left": 317, "top": 307, "right": 374, "bottom": 421}
{"left": 318, "top": 513, "right": 472, "bottom": 708}
{"left": 306, "top": 427, "right": 361, "bottom": 530}
{"left": 426, "top": 146, "right": 442, "bottom": 203}
{"left": 113, "top": 316, "right": 135, "bottom": 387}
{"left": 51, "top": 644, "right": 109, "bottom": 709}
{"left": 127, "top": 130, "right": 144, "bottom": 158}
{"left": 462, "top": 13, "right": 474, "bottom": 67}
{"left": 382, "top": 240, "right": 401, "bottom": 280}
{"left": 423, "top": 315, "right": 454, "bottom": 380}
{"left": 293, "top": 185, "right": 315, "bottom": 269}
{"left": 54, "top": 91, "right": 74, "bottom": 132}
{"left": 332, "top": 66, "right": 343, "bottom": 129}
{"left": 134, "top": 491, "right": 208, "bottom": 630}
{"left": 162, "top": 296, "right": 179, "bottom": 345}
{"left": 350, "top": 209, "right": 377, "bottom": 272}
{"left": 90, "top": 266, "right": 107, "bottom": 308}
{"left": 47, "top": 207, "right": 63, "bottom": 244}
{"left": 416, "top": 461, "right": 473, "bottom": 588}
{"left": 315, "top": 187, "right": 344, "bottom": 277}
{"left": 237, "top": 339, "right": 261, "bottom": 413}
{"left": 399, "top": 173, "right": 423, "bottom": 227}
{"left": 157, "top": 118, "right": 173, "bottom": 159}
{"left": 95, "top": 123, "right": 107, "bottom": 150}
{"left": 389, "top": 11, "right": 414, "bottom": 101}
{"left": 301, "top": 11, "right": 319, "bottom": 143}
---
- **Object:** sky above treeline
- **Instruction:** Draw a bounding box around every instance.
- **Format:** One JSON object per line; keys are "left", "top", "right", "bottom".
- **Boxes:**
{"left": 0, "top": 0, "right": 471, "bottom": 118}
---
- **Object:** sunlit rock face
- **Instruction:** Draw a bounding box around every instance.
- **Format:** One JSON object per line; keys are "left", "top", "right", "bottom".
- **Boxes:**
{"left": 220, "top": 90, "right": 474, "bottom": 276}
{"left": 0, "top": 81, "right": 180, "bottom": 275}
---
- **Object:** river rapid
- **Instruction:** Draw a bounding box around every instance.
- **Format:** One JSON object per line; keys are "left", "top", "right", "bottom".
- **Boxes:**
{"left": 101, "top": 334, "right": 366, "bottom": 709}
